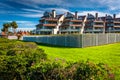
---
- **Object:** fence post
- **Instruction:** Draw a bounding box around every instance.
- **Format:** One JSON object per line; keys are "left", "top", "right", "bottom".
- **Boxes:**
{"left": 107, "top": 34, "right": 108, "bottom": 44}
{"left": 115, "top": 34, "right": 116, "bottom": 42}
{"left": 65, "top": 35, "right": 66, "bottom": 46}
{"left": 81, "top": 34, "right": 83, "bottom": 48}
{"left": 96, "top": 34, "right": 98, "bottom": 46}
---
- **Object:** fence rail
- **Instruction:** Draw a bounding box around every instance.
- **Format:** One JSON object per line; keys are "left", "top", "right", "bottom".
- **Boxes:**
{"left": 23, "top": 33, "right": 120, "bottom": 48}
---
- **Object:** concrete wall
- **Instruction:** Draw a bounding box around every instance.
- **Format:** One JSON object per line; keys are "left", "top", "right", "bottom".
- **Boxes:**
{"left": 23, "top": 34, "right": 120, "bottom": 48}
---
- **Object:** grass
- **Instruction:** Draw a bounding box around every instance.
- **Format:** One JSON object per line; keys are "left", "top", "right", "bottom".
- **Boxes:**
{"left": 38, "top": 43, "right": 120, "bottom": 79}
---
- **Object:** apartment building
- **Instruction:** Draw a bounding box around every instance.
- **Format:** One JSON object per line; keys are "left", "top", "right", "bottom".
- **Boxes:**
{"left": 85, "top": 13, "right": 105, "bottom": 33}
{"left": 36, "top": 10, "right": 65, "bottom": 34}
{"left": 113, "top": 18, "right": 120, "bottom": 32}
{"left": 105, "top": 14, "right": 120, "bottom": 33}
{"left": 60, "top": 12, "right": 86, "bottom": 34}
{"left": 36, "top": 10, "right": 120, "bottom": 35}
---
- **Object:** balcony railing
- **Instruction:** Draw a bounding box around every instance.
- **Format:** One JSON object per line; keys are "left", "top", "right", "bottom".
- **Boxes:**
{"left": 114, "top": 21, "right": 120, "bottom": 23}
{"left": 60, "top": 29, "right": 80, "bottom": 32}
{"left": 85, "top": 29, "right": 104, "bottom": 32}
{"left": 70, "top": 24, "right": 82, "bottom": 27}
{"left": 114, "top": 25, "right": 120, "bottom": 27}
{"left": 93, "top": 25, "right": 104, "bottom": 27}
{"left": 37, "top": 29, "right": 53, "bottom": 32}
{"left": 70, "top": 20, "right": 83, "bottom": 22}
{"left": 45, "top": 18, "right": 58, "bottom": 21}
{"left": 94, "top": 20, "right": 104, "bottom": 22}
{"left": 43, "top": 24, "right": 57, "bottom": 27}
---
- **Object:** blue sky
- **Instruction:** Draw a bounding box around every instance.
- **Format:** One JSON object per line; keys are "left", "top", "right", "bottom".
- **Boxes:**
{"left": 0, "top": 0, "right": 120, "bottom": 31}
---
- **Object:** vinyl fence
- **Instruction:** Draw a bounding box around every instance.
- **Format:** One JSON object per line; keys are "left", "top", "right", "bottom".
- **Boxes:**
{"left": 23, "top": 33, "right": 120, "bottom": 48}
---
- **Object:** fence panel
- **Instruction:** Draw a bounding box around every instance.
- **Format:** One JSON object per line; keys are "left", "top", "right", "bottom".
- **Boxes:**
{"left": 23, "top": 34, "right": 120, "bottom": 48}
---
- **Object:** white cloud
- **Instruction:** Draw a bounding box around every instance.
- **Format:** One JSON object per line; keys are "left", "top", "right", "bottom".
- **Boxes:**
{"left": 46, "top": 8, "right": 70, "bottom": 14}
{"left": 0, "top": 2, "right": 14, "bottom": 9}
{"left": 16, "top": 8, "right": 44, "bottom": 18}
{"left": 78, "top": 11, "right": 112, "bottom": 17}
{"left": 15, "top": 21, "right": 37, "bottom": 28}
{"left": 18, "top": 13, "right": 43, "bottom": 18}
{"left": 30, "top": 0, "right": 64, "bottom": 5}
{"left": 115, "top": 13, "right": 120, "bottom": 18}
{"left": 22, "top": 8, "right": 43, "bottom": 13}
{"left": 0, "top": 20, "right": 37, "bottom": 28}
{"left": 10, "top": 0, "right": 66, "bottom": 9}
{"left": 19, "top": 8, "right": 71, "bottom": 18}
{"left": 96, "top": 0, "right": 120, "bottom": 10}
{"left": 9, "top": 0, "right": 40, "bottom": 9}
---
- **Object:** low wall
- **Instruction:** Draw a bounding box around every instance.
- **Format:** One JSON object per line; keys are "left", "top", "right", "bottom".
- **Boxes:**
{"left": 23, "top": 34, "right": 120, "bottom": 48}
{"left": 8, "top": 36, "right": 18, "bottom": 39}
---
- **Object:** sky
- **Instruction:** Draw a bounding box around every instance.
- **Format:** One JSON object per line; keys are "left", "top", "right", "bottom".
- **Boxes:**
{"left": 0, "top": 0, "right": 120, "bottom": 32}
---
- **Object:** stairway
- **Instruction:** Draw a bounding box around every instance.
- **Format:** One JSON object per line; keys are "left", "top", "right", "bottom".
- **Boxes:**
{"left": 53, "top": 14, "right": 65, "bottom": 34}
{"left": 80, "top": 16, "right": 87, "bottom": 34}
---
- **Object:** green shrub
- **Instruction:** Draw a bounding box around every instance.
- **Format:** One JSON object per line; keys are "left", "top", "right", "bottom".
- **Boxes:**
{"left": 28, "top": 61, "right": 113, "bottom": 80}
{"left": 0, "top": 38, "right": 114, "bottom": 80}
{"left": 0, "top": 38, "right": 47, "bottom": 80}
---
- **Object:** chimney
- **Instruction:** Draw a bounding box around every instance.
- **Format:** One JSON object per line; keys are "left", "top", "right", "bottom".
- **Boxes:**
{"left": 113, "top": 14, "right": 116, "bottom": 19}
{"left": 52, "top": 9, "right": 56, "bottom": 18}
{"left": 105, "top": 14, "right": 107, "bottom": 17}
{"left": 95, "top": 13, "right": 98, "bottom": 20}
{"left": 75, "top": 11, "right": 78, "bottom": 19}
{"left": 87, "top": 13, "right": 89, "bottom": 16}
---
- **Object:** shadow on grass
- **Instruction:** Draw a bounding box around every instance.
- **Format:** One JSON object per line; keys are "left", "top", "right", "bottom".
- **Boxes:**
{"left": 22, "top": 41, "right": 77, "bottom": 48}
{"left": 36, "top": 43, "right": 77, "bottom": 48}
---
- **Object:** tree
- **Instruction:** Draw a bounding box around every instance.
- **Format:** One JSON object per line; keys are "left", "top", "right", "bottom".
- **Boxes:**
{"left": 1, "top": 28, "right": 5, "bottom": 32}
{"left": 3, "top": 23, "right": 11, "bottom": 34}
{"left": 11, "top": 21, "right": 18, "bottom": 34}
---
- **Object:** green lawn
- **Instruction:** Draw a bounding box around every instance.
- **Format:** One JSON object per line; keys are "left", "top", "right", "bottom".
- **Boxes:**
{"left": 39, "top": 43, "right": 120, "bottom": 78}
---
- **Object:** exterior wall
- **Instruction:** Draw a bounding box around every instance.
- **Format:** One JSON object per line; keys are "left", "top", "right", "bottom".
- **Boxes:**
{"left": 36, "top": 10, "right": 120, "bottom": 34}
{"left": 23, "top": 33, "right": 120, "bottom": 48}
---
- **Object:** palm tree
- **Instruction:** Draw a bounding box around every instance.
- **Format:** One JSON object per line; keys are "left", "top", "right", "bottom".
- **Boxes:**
{"left": 1, "top": 28, "right": 5, "bottom": 32}
{"left": 3, "top": 23, "right": 11, "bottom": 34}
{"left": 11, "top": 21, "right": 18, "bottom": 34}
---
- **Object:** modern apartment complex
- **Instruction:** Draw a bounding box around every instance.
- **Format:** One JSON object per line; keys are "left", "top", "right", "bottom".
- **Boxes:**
{"left": 36, "top": 10, "right": 120, "bottom": 34}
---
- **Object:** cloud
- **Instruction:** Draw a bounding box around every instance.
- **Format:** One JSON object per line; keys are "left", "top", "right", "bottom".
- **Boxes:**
{"left": 18, "top": 13, "right": 43, "bottom": 18}
{"left": 16, "top": 28, "right": 35, "bottom": 32}
{"left": 46, "top": 8, "right": 70, "bottom": 13}
{"left": 0, "top": 2, "right": 14, "bottom": 9}
{"left": 22, "top": 8, "right": 43, "bottom": 13}
{"left": 8, "top": 0, "right": 101, "bottom": 9}
{"left": 19, "top": 8, "right": 72, "bottom": 18}
{"left": 15, "top": 21, "right": 37, "bottom": 28}
{"left": 0, "top": 20, "right": 37, "bottom": 28}
{"left": 78, "top": 11, "right": 112, "bottom": 17}
{"left": 95, "top": 0, "right": 120, "bottom": 10}
{"left": 8, "top": 0, "right": 40, "bottom": 9}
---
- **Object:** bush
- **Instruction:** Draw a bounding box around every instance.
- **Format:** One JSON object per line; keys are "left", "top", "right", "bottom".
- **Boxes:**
{"left": 0, "top": 38, "right": 114, "bottom": 80}
{"left": 0, "top": 38, "right": 47, "bottom": 80}
{"left": 28, "top": 61, "right": 113, "bottom": 80}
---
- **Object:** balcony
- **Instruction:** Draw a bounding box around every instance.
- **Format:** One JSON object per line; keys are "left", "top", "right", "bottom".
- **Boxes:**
{"left": 70, "top": 24, "right": 82, "bottom": 27}
{"left": 85, "top": 29, "right": 104, "bottom": 32}
{"left": 71, "top": 20, "right": 83, "bottom": 22}
{"left": 93, "top": 25, "right": 104, "bottom": 27}
{"left": 94, "top": 20, "right": 104, "bottom": 22}
{"left": 114, "top": 25, "right": 120, "bottom": 27}
{"left": 37, "top": 29, "right": 53, "bottom": 32}
{"left": 93, "top": 29, "right": 104, "bottom": 32}
{"left": 60, "top": 29, "right": 80, "bottom": 32}
{"left": 114, "top": 21, "right": 120, "bottom": 23}
{"left": 113, "top": 29, "right": 120, "bottom": 32}
{"left": 43, "top": 24, "right": 57, "bottom": 27}
{"left": 45, "top": 18, "right": 58, "bottom": 21}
